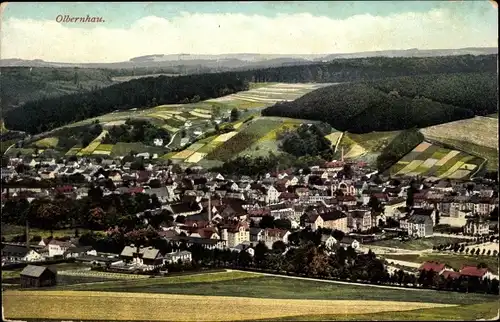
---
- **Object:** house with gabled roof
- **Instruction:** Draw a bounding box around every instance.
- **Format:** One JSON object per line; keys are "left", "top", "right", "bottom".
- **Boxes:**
{"left": 20, "top": 265, "right": 57, "bottom": 288}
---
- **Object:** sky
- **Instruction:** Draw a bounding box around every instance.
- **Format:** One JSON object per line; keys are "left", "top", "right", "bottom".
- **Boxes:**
{"left": 1, "top": 1, "right": 498, "bottom": 63}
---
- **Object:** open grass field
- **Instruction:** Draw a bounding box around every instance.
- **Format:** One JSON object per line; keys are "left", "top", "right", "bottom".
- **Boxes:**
{"left": 390, "top": 141, "right": 484, "bottom": 179}
{"left": 55, "top": 271, "right": 495, "bottom": 305}
{"left": 34, "top": 137, "right": 59, "bottom": 148}
{"left": 381, "top": 253, "right": 499, "bottom": 273}
{"left": 5, "top": 270, "right": 497, "bottom": 321}
{"left": 347, "top": 131, "right": 401, "bottom": 153}
{"left": 205, "top": 117, "right": 285, "bottom": 162}
{"left": 250, "top": 302, "right": 499, "bottom": 321}
{"left": 421, "top": 116, "right": 498, "bottom": 150}
{"left": 3, "top": 290, "right": 458, "bottom": 322}
{"left": 368, "top": 237, "right": 466, "bottom": 251}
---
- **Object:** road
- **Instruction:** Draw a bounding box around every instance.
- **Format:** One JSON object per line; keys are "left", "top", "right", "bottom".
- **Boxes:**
{"left": 229, "top": 269, "right": 427, "bottom": 292}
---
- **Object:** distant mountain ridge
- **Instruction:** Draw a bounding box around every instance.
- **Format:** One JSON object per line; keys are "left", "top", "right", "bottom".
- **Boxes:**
{"left": 1, "top": 47, "right": 497, "bottom": 69}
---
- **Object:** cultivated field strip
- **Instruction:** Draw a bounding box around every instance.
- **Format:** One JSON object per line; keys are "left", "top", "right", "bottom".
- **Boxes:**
{"left": 392, "top": 142, "right": 483, "bottom": 179}
{"left": 3, "top": 290, "right": 454, "bottom": 321}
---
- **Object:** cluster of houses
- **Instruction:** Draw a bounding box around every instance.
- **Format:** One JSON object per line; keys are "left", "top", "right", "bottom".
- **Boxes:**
{"left": 419, "top": 260, "right": 499, "bottom": 281}
{"left": 1, "top": 156, "right": 498, "bottom": 270}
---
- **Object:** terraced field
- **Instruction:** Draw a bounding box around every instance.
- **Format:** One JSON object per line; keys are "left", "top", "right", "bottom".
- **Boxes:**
{"left": 206, "top": 83, "right": 331, "bottom": 109}
{"left": 3, "top": 271, "right": 497, "bottom": 321}
{"left": 390, "top": 141, "right": 484, "bottom": 179}
{"left": 420, "top": 117, "right": 498, "bottom": 171}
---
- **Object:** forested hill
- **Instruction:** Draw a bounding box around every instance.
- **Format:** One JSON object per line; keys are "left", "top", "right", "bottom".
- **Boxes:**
{"left": 3, "top": 54, "right": 496, "bottom": 135}
{"left": 233, "top": 54, "right": 497, "bottom": 83}
{"left": 262, "top": 72, "right": 498, "bottom": 133}
{"left": 3, "top": 74, "right": 248, "bottom": 134}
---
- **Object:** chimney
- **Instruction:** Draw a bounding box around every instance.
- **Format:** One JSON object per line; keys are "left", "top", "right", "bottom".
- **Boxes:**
{"left": 341, "top": 146, "right": 344, "bottom": 163}
{"left": 208, "top": 194, "right": 212, "bottom": 223}
{"left": 26, "top": 219, "right": 30, "bottom": 251}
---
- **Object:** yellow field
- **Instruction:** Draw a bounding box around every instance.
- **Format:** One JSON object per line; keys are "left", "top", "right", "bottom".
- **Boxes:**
{"left": 148, "top": 113, "right": 172, "bottom": 120}
{"left": 3, "top": 290, "right": 454, "bottom": 322}
{"left": 34, "top": 137, "right": 59, "bottom": 148}
{"left": 421, "top": 116, "right": 498, "bottom": 150}
{"left": 325, "top": 132, "right": 342, "bottom": 147}
{"left": 344, "top": 144, "right": 366, "bottom": 159}
{"left": 77, "top": 141, "right": 101, "bottom": 155}
{"left": 214, "top": 131, "right": 238, "bottom": 142}
{"left": 162, "top": 124, "right": 179, "bottom": 132}
{"left": 172, "top": 149, "right": 196, "bottom": 159}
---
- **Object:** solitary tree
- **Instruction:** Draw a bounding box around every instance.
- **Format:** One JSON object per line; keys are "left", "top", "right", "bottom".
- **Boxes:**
{"left": 230, "top": 108, "right": 240, "bottom": 122}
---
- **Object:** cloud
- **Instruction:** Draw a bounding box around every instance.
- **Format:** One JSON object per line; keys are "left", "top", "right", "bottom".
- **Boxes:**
{"left": 1, "top": 8, "right": 497, "bottom": 63}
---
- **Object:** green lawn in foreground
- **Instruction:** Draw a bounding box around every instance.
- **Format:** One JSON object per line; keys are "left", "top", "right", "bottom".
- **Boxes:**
{"left": 58, "top": 273, "right": 495, "bottom": 305}
{"left": 382, "top": 253, "right": 499, "bottom": 273}
{"left": 248, "top": 301, "right": 499, "bottom": 321}
{"left": 368, "top": 237, "right": 466, "bottom": 251}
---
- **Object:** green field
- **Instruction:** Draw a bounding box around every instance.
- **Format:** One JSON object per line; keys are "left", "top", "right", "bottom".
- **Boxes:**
{"left": 381, "top": 253, "right": 499, "bottom": 273}
{"left": 57, "top": 271, "right": 495, "bottom": 305}
{"left": 251, "top": 302, "right": 499, "bottom": 321}
{"left": 4, "top": 271, "right": 498, "bottom": 321}
{"left": 368, "top": 237, "right": 466, "bottom": 251}
{"left": 110, "top": 142, "right": 165, "bottom": 157}
{"left": 34, "top": 137, "right": 59, "bottom": 148}
{"left": 347, "top": 131, "right": 401, "bottom": 152}
{"left": 205, "top": 117, "right": 285, "bottom": 161}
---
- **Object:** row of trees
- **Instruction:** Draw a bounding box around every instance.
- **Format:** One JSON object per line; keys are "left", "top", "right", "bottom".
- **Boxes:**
{"left": 280, "top": 124, "right": 333, "bottom": 160}
{"left": 1, "top": 191, "right": 166, "bottom": 236}
{"left": 101, "top": 119, "right": 171, "bottom": 146}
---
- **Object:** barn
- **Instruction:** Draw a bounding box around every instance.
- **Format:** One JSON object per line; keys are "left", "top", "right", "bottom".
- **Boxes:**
{"left": 20, "top": 265, "right": 57, "bottom": 288}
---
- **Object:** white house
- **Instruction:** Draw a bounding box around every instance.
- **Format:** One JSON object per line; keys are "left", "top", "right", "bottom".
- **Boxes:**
{"left": 1, "top": 245, "right": 44, "bottom": 262}
{"left": 48, "top": 240, "right": 75, "bottom": 257}
{"left": 164, "top": 250, "right": 192, "bottom": 264}
{"left": 153, "top": 138, "right": 164, "bottom": 146}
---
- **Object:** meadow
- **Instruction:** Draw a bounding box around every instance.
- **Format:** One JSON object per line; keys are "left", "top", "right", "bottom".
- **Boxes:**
{"left": 381, "top": 253, "right": 499, "bottom": 273}
{"left": 420, "top": 116, "right": 498, "bottom": 150}
{"left": 367, "top": 236, "right": 466, "bottom": 251}
{"left": 4, "top": 270, "right": 497, "bottom": 321}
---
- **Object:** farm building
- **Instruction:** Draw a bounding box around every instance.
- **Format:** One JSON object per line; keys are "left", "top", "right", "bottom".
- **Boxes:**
{"left": 20, "top": 265, "right": 57, "bottom": 288}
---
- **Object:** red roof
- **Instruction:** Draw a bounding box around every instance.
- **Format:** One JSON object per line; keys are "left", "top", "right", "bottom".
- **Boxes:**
{"left": 441, "top": 271, "right": 461, "bottom": 280}
{"left": 459, "top": 266, "right": 489, "bottom": 277}
{"left": 128, "top": 187, "right": 144, "bottom": 194}
{"left": 419, "top": 261, "right": 445, "bottom": 272}
{"left": 265, "top": 228, "right": 288, "bottom": 238}
{"left": 324, "top": 161, "right": 344, "bottom": 168}
{"left": 56, "top": 185, "right": 73, "bottom": 193}
{"left": 279, "top": 192, "right": 299, "bottom": 200}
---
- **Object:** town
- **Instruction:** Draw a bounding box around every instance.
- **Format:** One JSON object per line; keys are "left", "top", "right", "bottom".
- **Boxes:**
{"left": 2, "top": 152, "right": 498, "bottom": 295}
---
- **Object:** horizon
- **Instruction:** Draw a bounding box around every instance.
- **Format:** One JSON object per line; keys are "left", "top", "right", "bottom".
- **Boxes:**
{"left": 1, "top": 1, "right": 497, "bottom": 64}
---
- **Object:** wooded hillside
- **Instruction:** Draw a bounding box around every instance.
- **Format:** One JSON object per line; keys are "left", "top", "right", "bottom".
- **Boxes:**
{"left": 262, "top": 72, "right": 497, "bottom": 133}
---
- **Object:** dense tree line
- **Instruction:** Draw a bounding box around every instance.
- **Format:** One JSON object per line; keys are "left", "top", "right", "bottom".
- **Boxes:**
{"left": 214, "top": 152, "right": 326, "bottom": 177}
{"left": 280, "top": 124, "right": 333, "bottom": 160}
{"left": 369, "top": 72, "right": 498, "bottom": 116}
{"left": 376, "top": 129, "right": 424, "bottom": 172}
{"left": 1, "top": 191, "right": 165, "bottom": 235}
{"left": 4, "top": 54, "right": 496, "bottom": 135}
{"left": 236, "top": 54, "right": 497, "bottom": 83}
{"left": 4, "top": 74, "right": 248, "bottom": 134}
{"left": 262, "top": 74, "right": 488, "bottom": 133}
{"left": 101, "top": 119, "right": 170, "bottom": 146}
